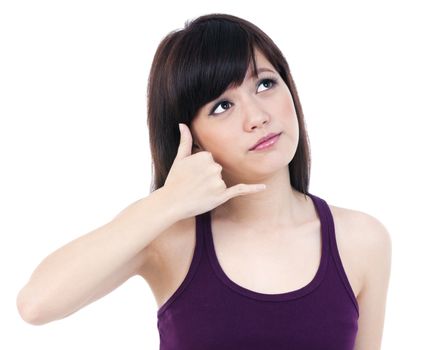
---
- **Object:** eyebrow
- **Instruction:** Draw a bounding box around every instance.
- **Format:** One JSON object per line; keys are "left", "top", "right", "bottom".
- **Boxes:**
{"left": 205, "top": 67, "right": 277, "bottom": 112}
{"left": 246, "top": 67, "right": 276, "bottom": 80}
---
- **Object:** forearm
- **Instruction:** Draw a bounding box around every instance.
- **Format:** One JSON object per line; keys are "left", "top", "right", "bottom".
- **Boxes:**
{"left": 17, "top": 187, "right": 181, "bottom": 323}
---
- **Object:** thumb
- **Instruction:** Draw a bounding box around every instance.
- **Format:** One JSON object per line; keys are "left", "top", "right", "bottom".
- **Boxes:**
{"left": 174, "top": 123, "right": 193, "bottom": 161}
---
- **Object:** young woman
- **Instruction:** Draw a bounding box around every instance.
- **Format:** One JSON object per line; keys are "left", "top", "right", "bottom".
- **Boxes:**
{"left": 17, "top": 13, "right": 392, "bottom": 350}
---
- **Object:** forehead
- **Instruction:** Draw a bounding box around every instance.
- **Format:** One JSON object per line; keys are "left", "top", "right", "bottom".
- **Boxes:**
{"left": 244, "top": 49, "right": 275, "bottom": 79}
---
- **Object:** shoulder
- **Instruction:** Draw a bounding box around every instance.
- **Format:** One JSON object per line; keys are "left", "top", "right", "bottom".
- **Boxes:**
{"left": 330, "top": 204, "right": 392, "bottom": 251}
{"left": 329, "top": 204, "right": 392, "bottom": 287}
{"left": 328, "top": 204, "right": 392, "bottom": 348}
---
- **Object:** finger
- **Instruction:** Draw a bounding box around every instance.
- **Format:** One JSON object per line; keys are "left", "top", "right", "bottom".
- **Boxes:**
{"left": 222, "top": 183, "right": 266, "bottom": 201}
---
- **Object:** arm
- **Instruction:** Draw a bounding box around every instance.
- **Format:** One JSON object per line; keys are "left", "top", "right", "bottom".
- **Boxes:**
{"left": 16, "top": 187, "right": 181, "bottom": 325}
{"left": 354, "top": 213, "right": 393, "bottom": 350}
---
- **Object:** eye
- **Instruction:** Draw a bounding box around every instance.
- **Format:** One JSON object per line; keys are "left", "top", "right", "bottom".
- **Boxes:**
{"left": 211, "top": 100, "right": 232, "bottom": 116}
{"left": 209, "top": 77, "right": 278, "bottom": 116}
{"left": 257, "top": 78, "right": 276, "bottom": 93}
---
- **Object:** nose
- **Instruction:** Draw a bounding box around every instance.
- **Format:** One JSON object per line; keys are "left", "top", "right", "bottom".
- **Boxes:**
{"left": 242, "top": 95, "right": 271, "bottom": 129}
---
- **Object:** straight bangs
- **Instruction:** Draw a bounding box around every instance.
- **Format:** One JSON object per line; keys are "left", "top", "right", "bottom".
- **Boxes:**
{"left": 168, "top": 19, "right": 261, "bottom": 121}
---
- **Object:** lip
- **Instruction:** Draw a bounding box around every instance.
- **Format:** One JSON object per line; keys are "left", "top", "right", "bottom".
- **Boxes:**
{"left": 249, "top": 132, "right": 282, "bottom": 151}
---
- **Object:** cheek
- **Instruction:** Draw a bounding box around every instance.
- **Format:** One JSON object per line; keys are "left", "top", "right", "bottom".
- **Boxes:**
{"left": 280, "top": 94, "right": 296, "bottom": 117}
{"left": 211, "top": 137, "right": 237, "bottom": 158}
{"left": 197, "top": 130, "right": 230, "bottom": 154}
{"left": 208, "top": 135, "right": 245, "bottom": 166}
{"left": 277, "top": 85, "right": 296, "bottom": 116}
{"left": 280, "top": 97, "right": 298, "bottom": 130}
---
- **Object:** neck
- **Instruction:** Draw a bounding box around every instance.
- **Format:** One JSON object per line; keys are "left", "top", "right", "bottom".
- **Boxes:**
{"left": 213, "top": 167, "right": 309, "bottom": 229}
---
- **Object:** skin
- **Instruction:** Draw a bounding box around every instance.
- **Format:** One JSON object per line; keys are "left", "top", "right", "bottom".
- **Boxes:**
{"left": 190, "top": 48, "right": 310, "bottom": 231}
{"left": 188, "top": 48, "right": 392, "bottom": 349}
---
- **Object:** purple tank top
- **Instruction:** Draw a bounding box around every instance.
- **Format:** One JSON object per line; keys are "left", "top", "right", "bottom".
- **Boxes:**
{"left": 156, "top": 192, "right": 359, "bottom": 349}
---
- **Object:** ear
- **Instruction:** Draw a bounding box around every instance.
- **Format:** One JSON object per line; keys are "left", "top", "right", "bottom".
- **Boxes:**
{"left": 192, "top": 143, "right": 202, "bottom": 154}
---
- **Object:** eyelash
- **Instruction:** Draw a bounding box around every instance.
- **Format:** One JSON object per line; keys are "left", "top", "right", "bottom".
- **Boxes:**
{"left": 209, "top": 76, "right": 279, "bottom": 116}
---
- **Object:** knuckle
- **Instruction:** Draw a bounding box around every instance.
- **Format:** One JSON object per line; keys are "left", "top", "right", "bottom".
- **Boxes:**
{"left": 218, "top": 179, "right": 226, "bottom": 188}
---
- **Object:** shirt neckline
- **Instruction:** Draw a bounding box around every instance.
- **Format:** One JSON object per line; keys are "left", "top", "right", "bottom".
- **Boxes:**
{"left": 204, "top": 192, "right": 330, "bottom": 302}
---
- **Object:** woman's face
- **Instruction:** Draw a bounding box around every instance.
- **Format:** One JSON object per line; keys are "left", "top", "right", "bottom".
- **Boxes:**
{"left": 190, "top": 49, "right": 299, "bottom": 185}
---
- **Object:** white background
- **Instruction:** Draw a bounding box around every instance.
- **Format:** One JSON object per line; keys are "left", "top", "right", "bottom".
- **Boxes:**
{"left": 1, "top": 0, "right": 441, "bottom": 349}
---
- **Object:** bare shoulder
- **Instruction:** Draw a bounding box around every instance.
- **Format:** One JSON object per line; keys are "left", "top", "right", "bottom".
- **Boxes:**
{"left": 329, "top": 205, "right": 392, "bottom": 349}
{"left": 329, "top": 204, "right": 392, "bottom": 285}
{"left": 330, "top": 204, "right": 392, "bottom": 248}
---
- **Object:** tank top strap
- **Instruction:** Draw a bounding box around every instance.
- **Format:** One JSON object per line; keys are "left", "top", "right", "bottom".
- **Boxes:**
{"left": 195, "top": 210, "right": 209, "bottom": 245}
{"left": 306, "top": 192, "right": 332, "bottom": 258}
{"left": 307, "top": 192, "right": 360, "bottom": 315}
{"left": 306, "top": 192, "right": 335, "bottom": 259}
{"left": 194, "top": 210, "right": 211, "bottom": 265}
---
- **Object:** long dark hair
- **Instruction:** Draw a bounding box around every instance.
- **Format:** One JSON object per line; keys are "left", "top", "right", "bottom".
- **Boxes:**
{"left": 147, "top": 13, "right": 311, "bottom": 196}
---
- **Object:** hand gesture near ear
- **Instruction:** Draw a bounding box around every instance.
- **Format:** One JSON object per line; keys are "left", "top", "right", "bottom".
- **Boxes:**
{"left": 163, "top": 123, "right": 267, "bottom": 219}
